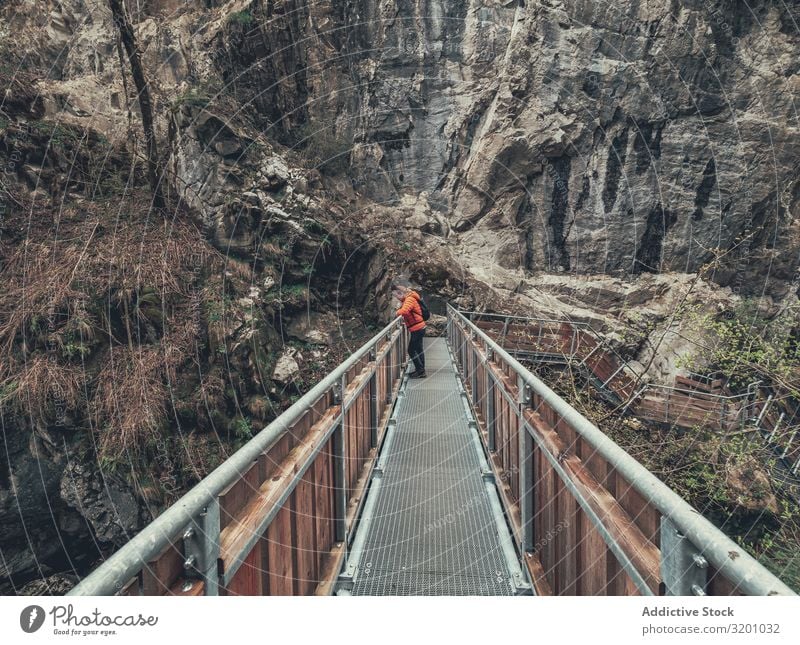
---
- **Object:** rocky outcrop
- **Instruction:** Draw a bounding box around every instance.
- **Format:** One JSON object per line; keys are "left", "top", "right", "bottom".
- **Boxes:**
{"left": 1, "top": 0, "right": 799, "bottom": 594}
{"left": 305, "top": 0, "right": 799, "bottom": 299}
{"left": 8, "top": 1, "right": 797, "bottom": 295}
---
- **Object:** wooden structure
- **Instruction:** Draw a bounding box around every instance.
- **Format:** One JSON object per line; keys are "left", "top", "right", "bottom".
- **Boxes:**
{"left": 448, "top": 306, "right": 794, "bottom": 596}
{"left": 69, "top": 309, "right": 795, "bottom": 597}
{"left": 633, "top": 382, "right": 751, "bottom": 433}
{"left": 467, "top": 313, "right": 638, "bottom": 403}
{"left": 77, "top": 318, "right": 407, "bottom": 596}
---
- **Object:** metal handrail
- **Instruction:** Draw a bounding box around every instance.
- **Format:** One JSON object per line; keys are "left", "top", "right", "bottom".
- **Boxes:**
{"left": 69, "top": 317, "right": 405, "bottom": 596}
{"left": 448, "top": 304, "right": 795, "bottom": 596}
{"left": 460, "top": 309, "right": 594, "bottom": 328}
{"left": 461, "top": 308, "right": 643, "bottom": 381}
{"left": 641, "top": 383, "right": 753, "bottom": 401}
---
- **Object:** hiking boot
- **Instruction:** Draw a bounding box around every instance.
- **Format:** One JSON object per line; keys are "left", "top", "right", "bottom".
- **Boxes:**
{"left": 409, "top": 370, "right": 427, "bottom": 379}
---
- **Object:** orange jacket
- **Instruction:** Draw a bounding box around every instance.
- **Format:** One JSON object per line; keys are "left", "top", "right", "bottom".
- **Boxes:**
{"left": 396, "top": 290, "right": 426, "bottom": 332}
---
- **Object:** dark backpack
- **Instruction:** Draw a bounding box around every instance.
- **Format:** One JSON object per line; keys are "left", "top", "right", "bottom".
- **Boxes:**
{"left": 418, "top": 295, "right": 431, "bottom": 321}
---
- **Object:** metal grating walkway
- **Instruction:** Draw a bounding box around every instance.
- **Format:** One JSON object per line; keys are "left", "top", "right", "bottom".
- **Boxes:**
{"left": 344, "top": 337, "right": 524, "bottom": 596}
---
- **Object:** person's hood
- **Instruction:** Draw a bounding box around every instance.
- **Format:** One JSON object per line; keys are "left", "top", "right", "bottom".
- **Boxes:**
{"left": 405, "top": 290, "right": 420, "bottom": 300}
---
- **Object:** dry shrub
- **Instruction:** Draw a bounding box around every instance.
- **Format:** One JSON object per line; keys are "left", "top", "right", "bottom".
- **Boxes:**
{"left": 0, "top": 197, "right": 225, "bottom": 449}
{"left": 90, "top": 345, "right": 169, "bottom": 459}
{"left": 222, "top": 256, "right": 255, "bottom": 282}
{"left": 0, "top": 354, "right": 85, "bottom": 425}
{"left": 0, "top": 242, "right": 87, "bottom": 362}
{"left": 0, "top": 198, "right": 223, "bottom": 362}
{"left": 245, "top": 394, "right": 269, "bottom": 421}
{"left": 192, "top": 370, "right": 225, "bottom": 428}
{"left": 90, "top": 323, "right": 195, "bottom": 460}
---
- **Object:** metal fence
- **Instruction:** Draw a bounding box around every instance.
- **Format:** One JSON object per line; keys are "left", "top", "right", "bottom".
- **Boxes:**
{"left": 628, "top": 382, "right": 758, "bottom": 432}
{"left": 69, "top": 317, "right": 407, "bottom": 596}
{"left": 460, "top": 310, "right": 641, "bottom": 403}
{"left": 447, "top": 304, "right": 795, "bottom": 596}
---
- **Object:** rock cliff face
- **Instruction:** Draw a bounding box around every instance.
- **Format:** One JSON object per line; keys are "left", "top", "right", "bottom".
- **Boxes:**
{"left": 7, "top": 1, "right": 798, "bottom": 294}
{"left": 1, "top": 0, "right": 798, "bottom": 592}
{"left": 336, "top": 1, "right": 800, "bottom": 299}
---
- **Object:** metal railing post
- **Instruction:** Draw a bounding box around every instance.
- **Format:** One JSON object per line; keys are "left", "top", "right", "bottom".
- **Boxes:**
{"left": 183, "top": 499, "right": 221, "bottom": 595}
{"left": 487, "top": 349, "right": 497, "bottom": 452}
{"left": 767, "top": 412, "right": 784, "bottom": 444}
{"left": 518, "top": 374, "right": 534, "bottom": 553}
{"left": 384, "top": 337, "right": 393, "bottom": 404}
{"left": 369, "top": 346, "right": 378, "bottom": 448}
{"left": 755, "top": 395, "right": 773, "bottom": 429}
{"left": 446, "top": 309, "right": 452, "bottom": 347}
{"left": 400, "top": 325, "right": 407, "bottom": 378}
{"left": 333, "top": 376, "right": 347, "bottom": 544}
{"left": 459, "top": 327, "right": 464, "bottom": 374}
{"left": 660, "top": 517, "right": 708, "bottom": 596}
{"left": 781, "top": 430, "right": 797, "bottom": 460}
{"left": 471, "top": 345, "right": 479, "bottom": 399}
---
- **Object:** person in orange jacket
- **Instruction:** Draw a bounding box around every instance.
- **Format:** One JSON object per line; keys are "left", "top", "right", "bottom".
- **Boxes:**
{"left": 392, "top": 279, "right": 426, "bottom": 378}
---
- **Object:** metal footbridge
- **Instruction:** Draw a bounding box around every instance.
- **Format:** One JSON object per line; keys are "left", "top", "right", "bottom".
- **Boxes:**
{"left": 339, "top": 338, "right": 526, "bottom": 595}
{"left": 68, "top": 307, "right": 796, "bottom": 597}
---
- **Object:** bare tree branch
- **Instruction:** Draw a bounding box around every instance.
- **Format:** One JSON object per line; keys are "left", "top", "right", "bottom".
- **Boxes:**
{"left": 108, "top": 0, "right": 165, "bottom": 209}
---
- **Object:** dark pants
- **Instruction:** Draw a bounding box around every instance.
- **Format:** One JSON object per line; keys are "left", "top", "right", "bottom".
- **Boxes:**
{"left": 408, "top": 328, "right": 426, "bottom": 373}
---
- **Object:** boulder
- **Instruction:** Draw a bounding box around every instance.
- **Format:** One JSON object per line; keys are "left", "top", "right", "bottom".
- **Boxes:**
{"left": 272, "top": 350, "right": 301, "bottom": 384}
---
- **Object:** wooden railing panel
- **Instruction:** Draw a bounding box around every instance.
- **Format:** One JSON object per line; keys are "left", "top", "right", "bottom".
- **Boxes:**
{"left": 264, "top": 501, "right": 294, "bottom": 595}
{"left": 225, "top": 540, "right": 261, "bottom": 596}
{"left": 142, "top": 543, "right": 183, "bottom": 596}
{"left": 294, "top": 470, "right": 318, "bottom": 595}
{"left": 454, "top": 316, "right": 667, "bottom": 596}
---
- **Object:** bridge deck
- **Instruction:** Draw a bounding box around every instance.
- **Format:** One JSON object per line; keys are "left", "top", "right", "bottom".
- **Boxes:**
{"left": 343, "top": 337, "right": 522, "bottom": 595}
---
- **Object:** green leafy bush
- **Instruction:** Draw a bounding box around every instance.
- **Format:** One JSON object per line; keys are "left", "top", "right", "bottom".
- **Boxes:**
{"left": 228, "top": 10, "right": 254, "bottom": 26}
{"left": 677, "top": 299, "right": 800, "bottom": 394}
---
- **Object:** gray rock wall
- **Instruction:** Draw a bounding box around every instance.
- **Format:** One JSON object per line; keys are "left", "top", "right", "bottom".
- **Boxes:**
{"left": 339, "top": 0, "right": 800, "bottom": 296}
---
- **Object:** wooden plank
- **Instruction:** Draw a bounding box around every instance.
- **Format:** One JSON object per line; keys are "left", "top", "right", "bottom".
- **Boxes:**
{"left": 292, "top": 471, "right": 317, "bottom": 595}
{"left": 218, "top": 458, "right": 262, "bottom": 531}
{"left": 260, "top": 535, "right": 270, "bottom": 594}
{"left": 264, "top": 434, "right": 292, "bottom": 481}
{"left": 524, "top": 408, "right": 661, "bottom": 594}
{"left": 615, "top": 472, "right": 660, "bottom": 548}
{"left": 557, "top": 451, "right": 579, "bottom": 595}
{"left": 553, "top": 470, "right": 567, "bottom": 594}
{"left": 540, "top": 429, "right": 556, "bottom": 590}
{"left": 533, "top": 433, "right": 545, "bottom": 553}
{"left": 707, "top": 566, "right": 741, "bottom": 596}
{"left": 265, "top": 501, "right": 295, "bottom": 595}
{"left": 577, "top": 504, "right": 607, "bottom": 595}
{"left": 142, "top": 542, "right": 183, "bottom": 596}
{"left": 314, "top": 542, "right": 346, "bottom": 596}
{"left": 167, "top": 578, "right": 204, "bottom": 596}
{"left": 313, "top": 443, "right": 334, "bottom": 567}
{"left": 576, "top": 434, "right": 608, "bottom": 595}
{"left": 218, "top": 405, "right": 340, "bottom": 573}
{"left": 225, "top": 540, "right": 262, "bottom": 596}
{"left": 524, "top": 553, "right": 553, "bottom": 596}
{"left": 119, "top": 576, "right": 139, "bottom": 596}
{"left": 675, "top": 375, "right": 724, "bottom": 393}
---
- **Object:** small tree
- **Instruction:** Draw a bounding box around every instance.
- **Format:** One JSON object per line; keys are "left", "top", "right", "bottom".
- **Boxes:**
{"left": 678, "top": 299, "right": 800, "bottom": 395}
{"left": 108, "top": 0, "right": 165, "bottom": 208}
